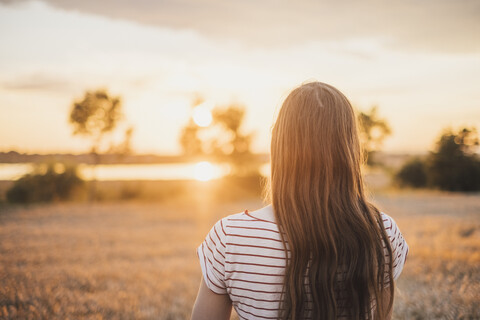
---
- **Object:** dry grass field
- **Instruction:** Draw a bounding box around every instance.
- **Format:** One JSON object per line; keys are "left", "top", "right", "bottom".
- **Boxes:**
{"left": 371, "top": 191, "right": 480, "bottom": 319}
{"left": 0, "top": 188, "right": 479, "bottom": 319}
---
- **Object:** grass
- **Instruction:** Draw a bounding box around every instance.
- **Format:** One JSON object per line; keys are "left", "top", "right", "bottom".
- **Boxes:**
{"left": 0, "top": 188, "right": 479, "bottom": 319}
{"left": 371, "top": 191, "right": 480, "bottom": 319}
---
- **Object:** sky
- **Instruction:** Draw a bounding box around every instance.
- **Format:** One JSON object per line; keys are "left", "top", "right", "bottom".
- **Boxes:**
{"left": 0, "top": 0, "right": 479, "bottom": 155}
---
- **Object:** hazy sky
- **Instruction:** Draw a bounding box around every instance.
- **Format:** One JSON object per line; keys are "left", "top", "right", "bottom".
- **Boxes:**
{"left": 0, "top": 0, "right": 479, "bottom": 154}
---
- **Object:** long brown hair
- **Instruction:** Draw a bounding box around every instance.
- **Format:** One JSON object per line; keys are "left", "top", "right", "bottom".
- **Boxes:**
{"left": 271, "top": 82, "right": 394, "bottom": 319}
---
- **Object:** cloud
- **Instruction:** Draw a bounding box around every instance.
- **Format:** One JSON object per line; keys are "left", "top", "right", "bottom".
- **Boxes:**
{"left": 2, "top": 72, "right": 72, "bottom": 91}
{"left": 2, "top": 0, "right": 479, "bottom": 53}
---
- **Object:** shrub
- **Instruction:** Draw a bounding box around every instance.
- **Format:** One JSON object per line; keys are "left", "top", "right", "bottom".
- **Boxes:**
{"left": 395, "top": 128, "right": 480, "bottom": 191}
{"left": 6, "top": 162, "right": 84, "bottom": 203}
{"left": 426, "top": 129, "right": 480, "bottom": 191}
{"left": 395, "top": 157, "right": 428, "bottom": 188}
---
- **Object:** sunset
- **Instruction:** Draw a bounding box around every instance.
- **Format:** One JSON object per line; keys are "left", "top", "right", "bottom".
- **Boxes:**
{"left": 192, "top": 103, "right": 213, "bottom": 128}
{"left": 1, "top": 0, "right": 479, "bottom": 155}
{"left": 0, "top": 0, "right": 479, "bottom": 319}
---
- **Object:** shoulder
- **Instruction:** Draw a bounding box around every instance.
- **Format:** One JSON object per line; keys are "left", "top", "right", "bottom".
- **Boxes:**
{"left": 205, "top": 205, "right": 276, "bottom": 239}
{"left": 379, "top": 211, "right": 400, "bottom": 238}
{"left": 221, "top": 205, "right": 278, "bottom": 232}
{"left": 379, "top": 211, "right": 405, "bottom": 247}
{"left": 379, "top": 211, "right": 409, "bottom": 280}
{"left": 380, "top": 212, "right": 394, "bottom": 229}
{"left": 210, "top": 205, "right": 282, "bottom": 249}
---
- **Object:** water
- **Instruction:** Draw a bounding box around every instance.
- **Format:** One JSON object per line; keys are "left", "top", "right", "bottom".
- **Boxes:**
{"left": 0, "top": 162, "right": 270, "bottom": 181}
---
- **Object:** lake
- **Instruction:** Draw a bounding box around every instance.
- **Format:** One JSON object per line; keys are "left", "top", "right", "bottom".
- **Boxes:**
{"left": 0, "top": 162, "right": 270, "bottom": 181}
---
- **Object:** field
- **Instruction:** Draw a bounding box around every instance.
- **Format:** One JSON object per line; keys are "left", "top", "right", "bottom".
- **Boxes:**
{"left": 0, "top": 187, "right": 479, "bottom": 319}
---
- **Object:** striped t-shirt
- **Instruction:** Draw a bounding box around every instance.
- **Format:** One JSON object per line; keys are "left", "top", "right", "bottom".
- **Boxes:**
{"left": 197, "top": 205, "right": 408, "bottom": 320}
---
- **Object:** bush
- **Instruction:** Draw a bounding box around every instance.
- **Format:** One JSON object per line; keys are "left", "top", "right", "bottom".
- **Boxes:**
{"left": 395, "top": 158, "right": 427, "bottom": 188}
{"left": 6, "top": 162, "right": 84, "bottom": 203}
{"left": 426, "top": 129, "right": 480, "bottom": 191}
{"left": 395, "top": 128, "right": 480, "bottom": 191}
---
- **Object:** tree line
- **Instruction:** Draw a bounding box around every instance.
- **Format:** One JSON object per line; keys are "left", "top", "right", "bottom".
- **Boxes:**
{"left": 396, "top": 128, "right": 480, "bottom": 191}
{"left": 4, "top": 89, "right": 480, "bottom": 204}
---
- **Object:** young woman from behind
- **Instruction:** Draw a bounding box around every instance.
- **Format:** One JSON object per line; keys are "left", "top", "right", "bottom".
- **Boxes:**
{"left": 191, "top": 81, "right": 408, "bottom": 320}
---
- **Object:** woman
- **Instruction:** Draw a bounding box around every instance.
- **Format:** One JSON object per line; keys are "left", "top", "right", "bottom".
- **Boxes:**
{"left": 191, "top": 82, "right": 408, "bottom": 320}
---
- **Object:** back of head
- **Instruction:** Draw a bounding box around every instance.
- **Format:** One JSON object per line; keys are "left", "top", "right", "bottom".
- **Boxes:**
{"left": 271, "top": 82, "right": 393, "bottom": 320}
{"left": 271, "top": 81, "right": 362, "bottom": 202}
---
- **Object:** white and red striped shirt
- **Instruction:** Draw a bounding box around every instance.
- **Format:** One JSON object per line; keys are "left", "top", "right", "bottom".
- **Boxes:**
{"left": 197, "top": 205, "right": 408, "bottom": 320}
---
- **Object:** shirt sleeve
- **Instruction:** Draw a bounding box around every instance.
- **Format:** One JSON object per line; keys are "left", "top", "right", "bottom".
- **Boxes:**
{"left": 196, "top": 217, "right": 228, "bottom": 294}
{"left": 383, "top": 213, "right": 409, "bottom": 281}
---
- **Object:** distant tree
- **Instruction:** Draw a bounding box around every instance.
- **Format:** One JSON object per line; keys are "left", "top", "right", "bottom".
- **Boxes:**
{"left": 395, "top": 157, "right": 428, "bottom": 188}
{"left": 70, "top": 89, "right": 123, "bottom": 155}
{"left": 211, "top": 105, "right": 256, "bottom": 175}
{"left": 395, "top": 127, "right": 480, "bottom": 191}
{"left": 179, "top": 122, "right": 204, "bottom": 156}
{"left": 6, "top": 162, "right": 84, "bottom": 203}
{"left": 427, "top": 127, "right": 480, "bottom": 191}
{"left": 69, "top": 89, "right": 123, "bottom": 200}
{"left": 357, "top": 106, "right": 391, "bottom": 165}
{"left": 211, "top": 105, "right": 253, "bottom": 156}
{"left": 179, "top": 102, "right": 258, "bottom": 176}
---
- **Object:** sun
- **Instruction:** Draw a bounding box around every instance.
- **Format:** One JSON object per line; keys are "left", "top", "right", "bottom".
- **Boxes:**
{"left": 192, "top": 103, "right": 213, "bottom": 127}
{"left": 194, "top": 161, "right": 214, "bottom": 181}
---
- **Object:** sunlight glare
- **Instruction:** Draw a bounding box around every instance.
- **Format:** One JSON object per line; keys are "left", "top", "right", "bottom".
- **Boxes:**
{"left": 194, "top": 161, "right": 214, "bottom": 181}
{"left": 192, "top": 103, "right": 213, "bottom": 127}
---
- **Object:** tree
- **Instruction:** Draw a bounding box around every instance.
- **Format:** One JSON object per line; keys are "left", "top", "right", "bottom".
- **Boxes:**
{"left": 69, "top": 89, "right": 123, "bottom": 200}
{"left": 395, "top": 157, "right": 428, "bottom": 188}
{"left": 427, "top": 128, "right": 480, "bottom": 191}
{"left": 6, "top": 162, "right": 84, "bottom": 203}
{"left": 395, "top": 127, "right": 480, "bottom": 191}
{"left": 179, "top": 122, "right": 204, "bottom": 156}
{"left": 210, "top": 105, "right": 256, "bottom": 175}
{"left": 70, "top": 89, "right": 123, "bottom": 154}
{"left": 179, "top": 102, "right": 258, "bottom": 176}
{"left": 211, "top": 105, "right": 253, "bottom": 156}
{"left": 357, "top": 106, "right": 391, "bottom": 165}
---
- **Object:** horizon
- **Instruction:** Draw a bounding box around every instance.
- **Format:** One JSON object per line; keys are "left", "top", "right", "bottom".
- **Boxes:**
{"left": 0, "top": 149, "right": 428, "bottom": 157}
